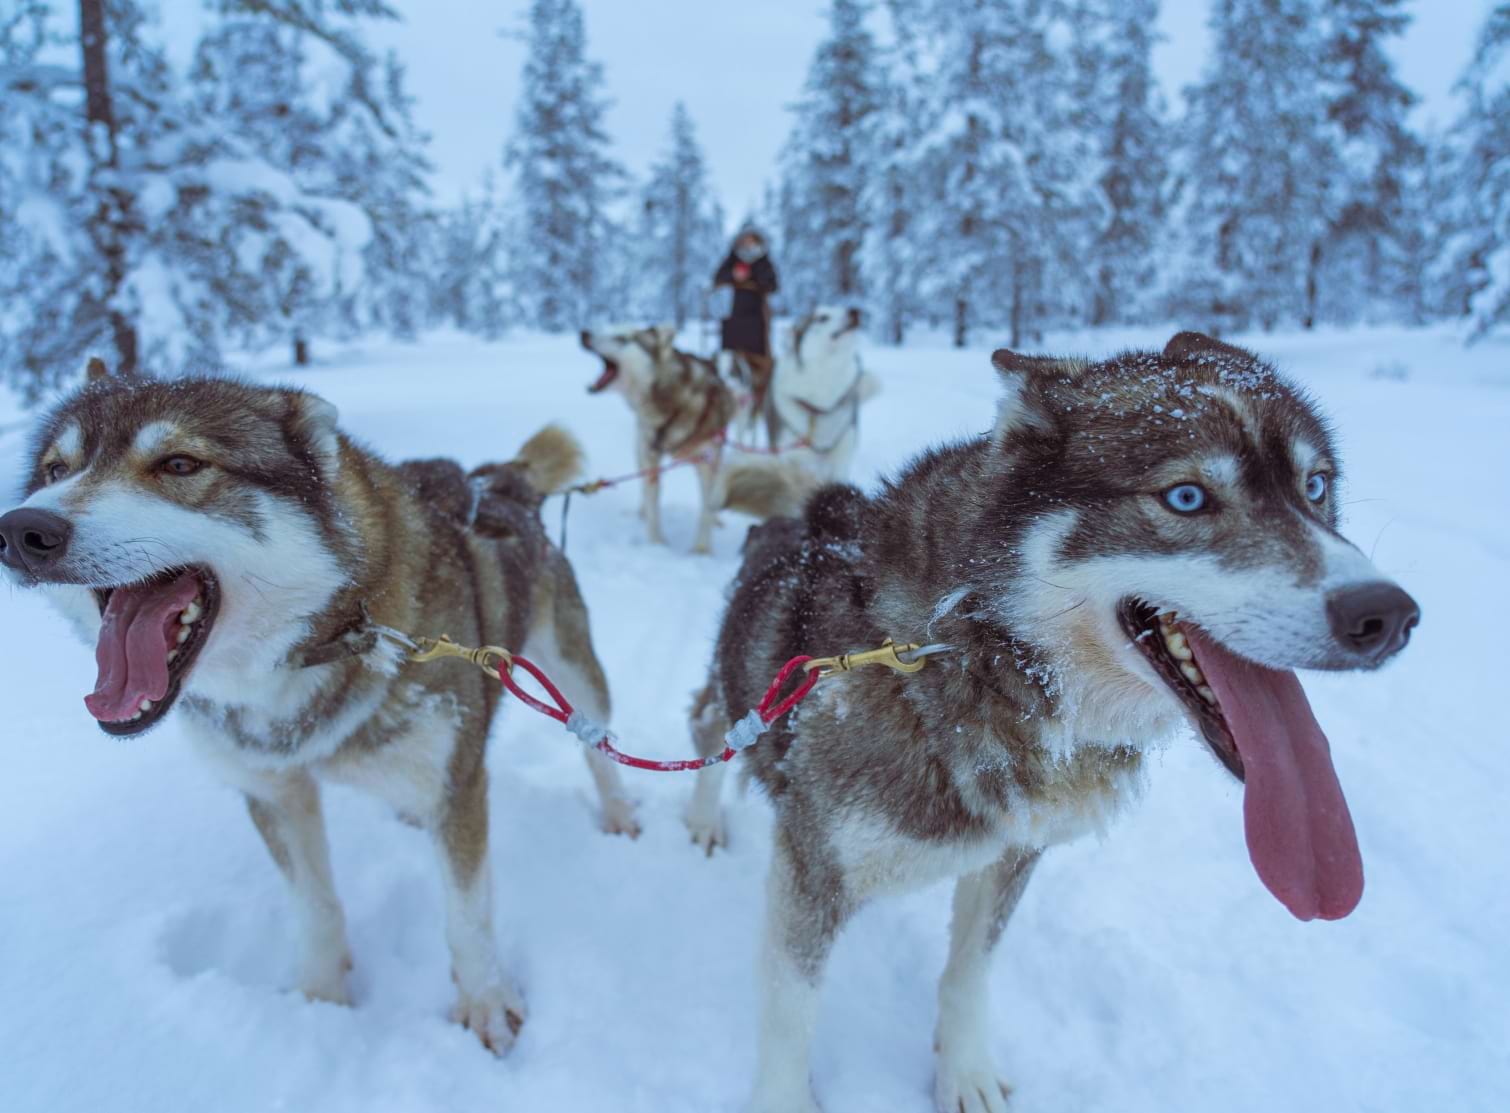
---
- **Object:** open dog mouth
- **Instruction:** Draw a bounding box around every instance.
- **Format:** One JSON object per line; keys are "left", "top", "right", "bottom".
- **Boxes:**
{"left": 586, "top": 357, "right": 620, "bottom": 393}
{"left": 86, "top": 567, "right": 220, "bottom": 736}
{"left": 1117, "top": 597, "right": 1364, "bottom": 921}
{"left": 1119, "top": 600, "right": 1241, "bottom": 779}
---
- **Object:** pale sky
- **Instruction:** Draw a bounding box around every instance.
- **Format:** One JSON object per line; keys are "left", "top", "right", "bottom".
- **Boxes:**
{"left": 378, "top": 0, "right": 1493, "bottom": 216}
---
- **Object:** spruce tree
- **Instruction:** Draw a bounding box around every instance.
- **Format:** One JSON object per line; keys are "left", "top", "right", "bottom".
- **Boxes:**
{"left": 1077, "top": 0, "right": 1168, "bottom": 326}
{"left": 1176, "top": 0, "right": 1339, "bottom": 332}
{"left": 504, "top": 0, "right": 624, "bottom": 331}
{"left": 636, "top": 102, "right": 724, "bottom": 329}
{"left": 1310, "top": 0, "right": 1422, "bottom": 324}
{"left": 777, "top": 0, "right": 882, "bottom": 314}
{"left": 900, "top": 0, "right": 1097, "bottom": 346}
{"left": 1440, "top": 3, "right": 1510, "bottom": 337}
{"left": 198, "top": 2, "right": 433, "bottom": 360}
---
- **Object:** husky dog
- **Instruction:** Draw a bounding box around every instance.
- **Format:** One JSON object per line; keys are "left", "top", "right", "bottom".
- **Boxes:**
{"left": 685, "top": 333, "right": 1420, "bottom": 1113}
{"left": 581, "top": 325, "right": 812, "bottom": 552}
{"left": 769, "top": 306, "right": 880, "bottom": 480}
{"left": 0, "top": 365, "right": 639, "bottom": 1054}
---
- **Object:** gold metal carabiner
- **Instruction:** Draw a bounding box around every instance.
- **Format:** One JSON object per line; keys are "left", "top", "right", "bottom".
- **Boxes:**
{"left": 408, "top": 634, "right": 513, "bottom": 680}
{"left": 803, "top": 638, "right": 928, "bottom": 678}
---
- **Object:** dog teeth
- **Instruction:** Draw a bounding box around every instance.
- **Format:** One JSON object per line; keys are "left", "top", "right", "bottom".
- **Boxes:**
{"left": 180, "top": 600, "right": 202, "bottom": 624}
{"left": 139, "top": 698, "right": 153, "bottom": 713}
{"left": 176, "top": 626, "right": 191, "bottom": 645}
{"left": 128, "top": 711, "right": 142, "bottom": 722}
{"left": 1197, "top": 685, "right": 1217, "bottom": 704}
{"left": 166, "top": 649, "right": 178, "bottom": 663}
{"left": 1180, "top": 662, "right": 1205, "bottom": 685}
{"left": 1164, "top": 630, "right": 1193, "bottom": 660}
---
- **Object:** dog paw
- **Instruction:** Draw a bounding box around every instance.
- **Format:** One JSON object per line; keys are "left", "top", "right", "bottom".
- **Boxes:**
{"left": 684, "top": 808, "right": 727, "bottom": 856}
{"left": 600, "top": 797, "right": 642, "bottom": 839}
{"left": 934, "top": 1053, "right": 1012, "bottom": 1113}
{"left": 451, "top": 981, "right": 527, "bottom": 1056}
{"left": 299, "top": 949, "right": 353, "bottom": 1006}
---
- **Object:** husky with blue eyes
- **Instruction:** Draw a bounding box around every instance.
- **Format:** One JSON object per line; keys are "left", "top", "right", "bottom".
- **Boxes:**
{"left": 684, "top": 332, "right": 1420, "bottom": 1113}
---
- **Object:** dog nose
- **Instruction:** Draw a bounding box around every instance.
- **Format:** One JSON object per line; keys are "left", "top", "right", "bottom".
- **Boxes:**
{"left": 1326, "top": 582, "right": 1420, "bottom": 662}
{"left": 0, "top": 508, "right": 73, "bottom": 573}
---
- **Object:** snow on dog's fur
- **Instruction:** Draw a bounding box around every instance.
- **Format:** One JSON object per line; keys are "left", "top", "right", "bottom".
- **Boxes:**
{"left": 0, "top": 367, "right": 638, "bottom": 1055}
{"left": 684, "top": 332, "right": 1420, "bottom": 1113}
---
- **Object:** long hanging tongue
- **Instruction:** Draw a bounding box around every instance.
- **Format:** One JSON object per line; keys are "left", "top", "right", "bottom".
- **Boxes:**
{"left": 1185, "top": 628, "right": 1363, "bottom": 921}
{"left": 85, "top": 572, "right": 201, "bottom": 723}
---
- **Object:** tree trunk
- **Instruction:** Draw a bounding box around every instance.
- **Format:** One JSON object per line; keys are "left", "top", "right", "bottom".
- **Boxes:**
{"left": 953, "top": 297, "right": 968, "bottom": 349}
{"left": 1302, "top": 239, "right": 1322, "bottom": 331}
{"left": 293, "top": 336, "right": 310, "bottom": 366}
{"left": 79, "top": 0, "right": 138, "bottom": 376}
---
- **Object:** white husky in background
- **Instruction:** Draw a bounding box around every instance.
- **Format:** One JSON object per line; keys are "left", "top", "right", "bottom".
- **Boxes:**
{"left": 769, "top": 306, "right": 880, "bottom": 481}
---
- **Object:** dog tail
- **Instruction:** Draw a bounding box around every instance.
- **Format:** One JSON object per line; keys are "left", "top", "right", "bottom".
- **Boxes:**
{"left": 513, "top": 424, "right": 584, "bottom": 495}
{"left": 717, "top": 457, "right": 820, "bottom": 521}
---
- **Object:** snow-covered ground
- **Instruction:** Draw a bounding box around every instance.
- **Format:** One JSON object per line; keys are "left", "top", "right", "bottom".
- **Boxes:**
{"left": 1, "top": 324, "right": 1505, "bottom": 1112}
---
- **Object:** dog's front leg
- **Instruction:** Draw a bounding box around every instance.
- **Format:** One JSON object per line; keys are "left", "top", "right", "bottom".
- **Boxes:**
{"left": 746, "top": 833, "right": 851, "bottom": 1113}
{"left": 636, "top": 433, "right": 666, "bottom": 545}
{"left": 691, "top": 450, "right": 721, "bottom": 555}
{"left": 241, "top": 773, "right": 352, "bottom": 1005}
{"left": 434, "top": 764, "right": 526, "bottom": 1055}
{"left": 933, "top": 847, "right": 1042, "bottom": 1113}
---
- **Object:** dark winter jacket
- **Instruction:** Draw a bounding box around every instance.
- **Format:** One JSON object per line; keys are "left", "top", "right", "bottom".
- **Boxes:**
{"left": 714, "top": 251, "right": 779, "bottom": 356}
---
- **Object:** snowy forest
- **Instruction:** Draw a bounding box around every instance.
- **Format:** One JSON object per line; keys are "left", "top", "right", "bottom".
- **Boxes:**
{"left": 1, "top": 0, "right": 1507, "bottom": 399}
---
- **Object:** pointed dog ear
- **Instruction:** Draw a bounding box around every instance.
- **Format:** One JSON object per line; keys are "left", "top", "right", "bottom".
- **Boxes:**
{"left": 86, "top": 356, "right": 111, "bottom": 383}
{"left": 989, "top": 349, "right": 1055, "bottom": 443}
{"left": 1164, "top": 331, "right": 1252, "bottom": 362}
{"left": 287, "top": 391, "right": 341, "bottom": 473}
{"left": 654, "top": 324, "right": 677, "bottom": 348}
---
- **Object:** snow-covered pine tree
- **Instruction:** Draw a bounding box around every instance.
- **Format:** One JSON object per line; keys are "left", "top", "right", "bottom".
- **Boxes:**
{"left": 1309, "top": 0, "right": 1422, "bottom": 325}
{"left": 775, "top": 0, "right": 883, "bottom": 316}
{"left": 1074, "top": 0, "right": 1168, "bottom": 326}
{"left": 1174, "top": 0, "right": 1340, "bottom": 333}
{"left": 858, "top": 45, "right": 923, "bottom": 345}
{"left": 429, "top": 173, "right": 513, "bottom": 338}
{"left": 1438, "top": 3, "right": 1510, "bottom": 337}
{"left": 635, "top": 101, "right": 724, "bottom": 329}
{"left": 504, "top": 0, "right": 624, "bottom": 332}
{"left": 0, "top": 1, "right": 378, "bottom": 396}
{"left": 199, "top": 1, "right": 433, "bottom": 360}
{"left": 896, "top": 0, "right": 1099, "bottom": 346}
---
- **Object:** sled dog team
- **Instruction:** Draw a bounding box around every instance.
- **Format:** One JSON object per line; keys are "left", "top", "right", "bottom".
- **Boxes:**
{"left": 0, "top": 323, "right": 1419, "bottom": 1113}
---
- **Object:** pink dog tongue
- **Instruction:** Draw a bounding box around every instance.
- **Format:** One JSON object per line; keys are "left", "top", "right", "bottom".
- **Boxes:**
{"left": 1185, "top": 628, "right": 1363, "bottom": 921}
{"left": 85, "top": 572, "right": 200, "bottom": 722}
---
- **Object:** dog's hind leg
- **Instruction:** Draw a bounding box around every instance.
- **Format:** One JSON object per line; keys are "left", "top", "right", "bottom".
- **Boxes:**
{"left": 747, "top": 829, "right": 853, "bottom": 1113}
{"left": 684, "top": 678, "right": 729, "bottom": 854}
{"left": 523, "top": 559, "right": 641, "bottom": 837}
{"left": 932, "top": 847, "right": 1042, "bottom": 1113}
{"left": 430, "top": 754, "right": 527, "bottom": 1055}
{"left": 241, "top": 772, "right": 352, "bottom": 1006}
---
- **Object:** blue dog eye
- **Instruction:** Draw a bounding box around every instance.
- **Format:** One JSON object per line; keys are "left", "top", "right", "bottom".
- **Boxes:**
{"left": 1163, "top": 484, "right": 1208, "bottom": 513}
{"left": 1306, "top": 473, "right": 1328, "bottom": 502}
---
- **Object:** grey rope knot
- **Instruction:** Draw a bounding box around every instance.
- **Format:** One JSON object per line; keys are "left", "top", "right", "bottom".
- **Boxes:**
{"left": 564, "top": 710, "right": 611, "bottom": 747}
{"left": 723, "top": 709, "right": 768, "bottom": 753}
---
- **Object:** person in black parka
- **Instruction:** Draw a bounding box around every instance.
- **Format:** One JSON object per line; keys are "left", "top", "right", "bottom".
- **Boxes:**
{"left": 714, "top": 227, "right": 780, "bottom": 424}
